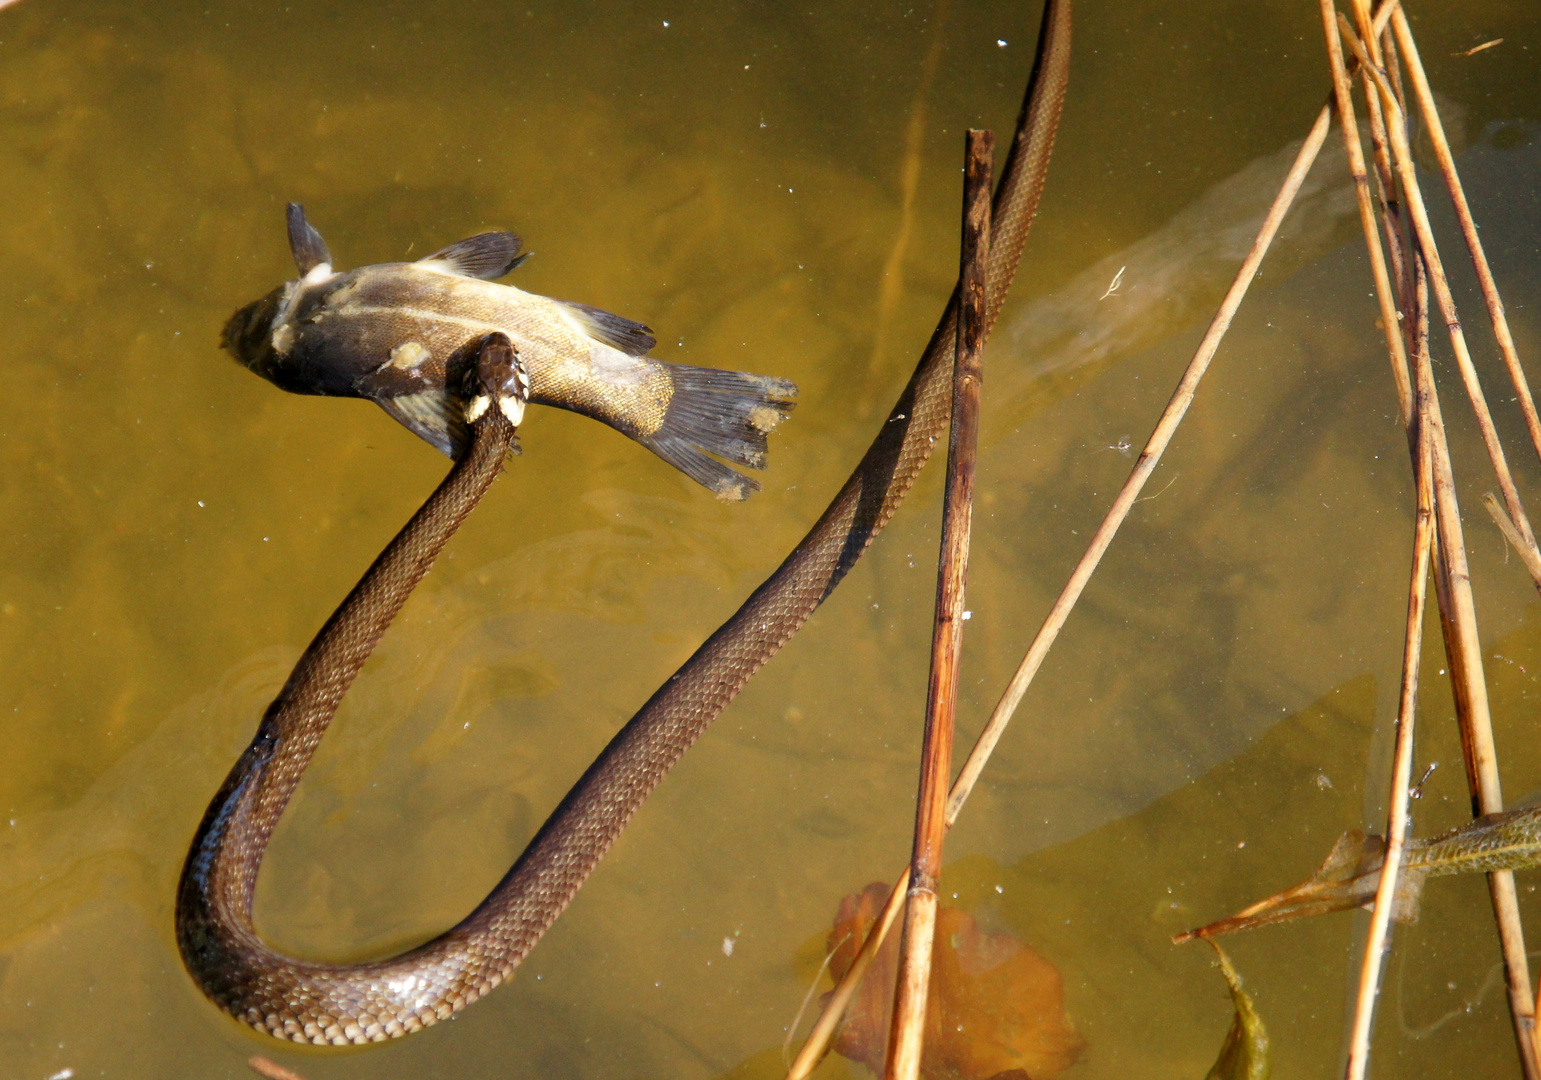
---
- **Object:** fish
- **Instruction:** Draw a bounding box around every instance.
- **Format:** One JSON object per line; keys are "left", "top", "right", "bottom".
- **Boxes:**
{"left": 221, "top": 204, "right": 798, "bottom": 500}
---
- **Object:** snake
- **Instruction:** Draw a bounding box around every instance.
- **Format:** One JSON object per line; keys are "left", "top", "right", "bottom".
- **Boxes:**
{"left": 176, "top": 0, "right": 1071, "bottom": 1046}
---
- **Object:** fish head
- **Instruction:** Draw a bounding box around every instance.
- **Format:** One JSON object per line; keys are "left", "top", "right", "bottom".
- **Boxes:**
{"left": 220, "top": 203, "right": 351, "bottom": 397}
{"left": 220, "top": 282, "right": 297, "bottom": 389}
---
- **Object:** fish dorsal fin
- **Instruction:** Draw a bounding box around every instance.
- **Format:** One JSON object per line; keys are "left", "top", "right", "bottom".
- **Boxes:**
{"left": 416, "top": 232, "right": 528, "bottom": 280}
{"left": 557, "top": 299, "right": 657, "bottom": 355}
{"left": 286, "top": 203, "right": 332, "bottom": 276}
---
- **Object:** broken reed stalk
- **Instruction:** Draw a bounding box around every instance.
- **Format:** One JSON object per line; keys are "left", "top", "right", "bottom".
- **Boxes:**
{"left": 1341, "top": 11, "right": 1541, "bottom": 1070}
{"left": 1339, "top": 15, "right": 1541, "bottom": 567}
{"left": 1390, "top": 8, "right": 1541, "bottom": 468}
{"left": 882, "top": 128, "right": 993, "bottom": 1080}
{"left": 788, "top": 78, "right": 1346, "bottom": 1080}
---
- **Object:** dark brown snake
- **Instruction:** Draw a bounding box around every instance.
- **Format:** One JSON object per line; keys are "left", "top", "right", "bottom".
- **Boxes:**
{"left": 177, "top": 0, "right": 1070, "bottom": 1045}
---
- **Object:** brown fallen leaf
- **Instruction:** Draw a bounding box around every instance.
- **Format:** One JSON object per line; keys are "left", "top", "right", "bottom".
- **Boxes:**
{"left": 826, "top": 882, "right": 1083, "bottom": 1080}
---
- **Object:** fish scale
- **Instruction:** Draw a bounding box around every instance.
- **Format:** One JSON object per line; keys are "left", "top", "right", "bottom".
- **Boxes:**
{"left": 304, "top": 265, "right": 678, "bottom": 436}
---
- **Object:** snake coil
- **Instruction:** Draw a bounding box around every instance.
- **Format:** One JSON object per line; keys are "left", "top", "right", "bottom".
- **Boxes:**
{"left": 176, "top": 0, "right": 1070, "bottom": 1045}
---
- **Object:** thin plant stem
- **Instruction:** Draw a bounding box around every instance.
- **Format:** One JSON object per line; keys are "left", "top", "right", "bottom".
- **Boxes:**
{"left": 948, "top": 0, "right": 1400, "bottom": 812}
{"left": 883, "top": 129, "right": 993, "bottom": 1080}
{"left": 783, "top": 1, "right": 1072, "bottom": 1070}
{"left": 1344, "top": 316, "right": 1434, "bottom": 1080}
{"left": 790, "top": 80, "right": 1339, "bottom": 1080}
{"left": 1411, "top": 253, "right": 1541, "bottom": 1080}
{"left": 791, "top": 9, "right": 1419, "bottom": 1076}
{"left": 1319, "top": 0, "right": 1410, "bottom": 424}
{"left": 1390, "top": 7, "right": 1541, "bottom": 468}
{"left": 1339, "top": 17, "right": 1541, "bottom": 567}
{"left": 1342, "top": 16, "right": 1541, "bottom": 1069}
{"left": 783, "top": 933, "right": 853, "bottom": 1065}
{"left": 947, "top": 102, "right": 1334, "bottom": 816}
{"left": 1347, "top": 1, "right": 1411, "bottom": 328}
{"left": 788, "top": 868, "right": 911, "bottom": 1080}
{"left": 1322, "top": 2, "right": 1429, "bottom": 1068}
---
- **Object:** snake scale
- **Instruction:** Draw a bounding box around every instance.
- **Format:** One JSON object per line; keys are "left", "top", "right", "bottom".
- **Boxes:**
{"left": 176, "top": 0, "right": 1070, "bottom": 1045}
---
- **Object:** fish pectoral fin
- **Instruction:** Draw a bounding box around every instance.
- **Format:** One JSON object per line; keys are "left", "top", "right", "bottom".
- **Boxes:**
{"left": 556, "top": 299, "right": 657, "bottom": 356}
{"left": 374, "top": 392, "right": 468, "bottom": 459}
{"left": 416, "top": 232, "right": 528, "bottom": 280}
{"left": 286, "top": 203, "right": 333, "bottom": 276}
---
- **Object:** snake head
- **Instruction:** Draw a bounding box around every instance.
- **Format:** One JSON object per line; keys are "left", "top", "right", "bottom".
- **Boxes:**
{"left": 462, "top": 331, "right": 530, "bottom": 427}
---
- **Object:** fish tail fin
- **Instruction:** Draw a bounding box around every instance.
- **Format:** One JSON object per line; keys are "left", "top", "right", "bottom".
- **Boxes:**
{"left": 640, "top": 365, "right": 798, "bottom": 501}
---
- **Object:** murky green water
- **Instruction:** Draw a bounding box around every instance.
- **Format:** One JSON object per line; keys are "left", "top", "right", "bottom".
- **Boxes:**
{"left": 2, "top": 0, "right": 1540, "bottom": 1077}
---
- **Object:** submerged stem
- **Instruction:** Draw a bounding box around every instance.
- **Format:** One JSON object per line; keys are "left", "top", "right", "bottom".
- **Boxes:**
{"left": 884, "top": 128, "right": 992, "bottom": 1080}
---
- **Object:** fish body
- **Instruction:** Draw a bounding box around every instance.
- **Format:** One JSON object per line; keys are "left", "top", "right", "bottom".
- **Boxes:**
{"left": 223, "top": 205, "right": 797, "bottom": 499}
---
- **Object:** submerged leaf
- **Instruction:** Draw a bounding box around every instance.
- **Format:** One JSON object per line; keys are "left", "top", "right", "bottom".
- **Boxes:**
{"left": 1203, "top": 940, "right": 1270, "bottom": 1080}
{"left": 826, "top": 882, "right": 1083, "bottom": 1080}
{"left": 1177, "top": 805, "right": 1541, "bottom": 942}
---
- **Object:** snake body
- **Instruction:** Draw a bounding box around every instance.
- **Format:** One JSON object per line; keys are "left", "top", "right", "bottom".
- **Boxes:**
{"left": 177, "top": 0, "right": 1070, "bottom": 1045}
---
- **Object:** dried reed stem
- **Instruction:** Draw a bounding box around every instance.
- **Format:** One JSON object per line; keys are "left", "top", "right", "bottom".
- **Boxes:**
{"left": 1343, "top": 319, "right": 1434, "bottom": 1080}
{"left": 948, "top": 0, "right": 1399, "bottom": 810}
{"left": 1339, "top": 17, "right": 1541, "bottom": 566}
{"left": 1347, "top": 3, "right": 1410, "bottom": 318}
{"left": 1340, "top": 15, "right": 1541, "bottom": 1070}
{"left": 1390, "top": 7, "right": 1541, "bottom": 468}
{"left": 947, "top": 102, "right": 1334, "bottom": 815}
{"left": 790, "top": 79, "right": 1338, "bottom": 1080}
{"left": 1319, "top": 5, "right": 1429, "bottom": 1069}
{"left": 1319, "top": 0, "right": 1410, "bottom": 425}
{"left": 783, "top": 0, "right": 1071, "bottom": 1067}
{"left": 1416, "top": 257, "right": 1541, "bottom": 1080}
{"left": 788, "top": 868, "right": 910, "bottom": 1080}
{"left": 1355, "top": 9, "right": 1541, "bottom": 1048}
{"left": 883, "top": 129, "right": 993, "bottom": 1080}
